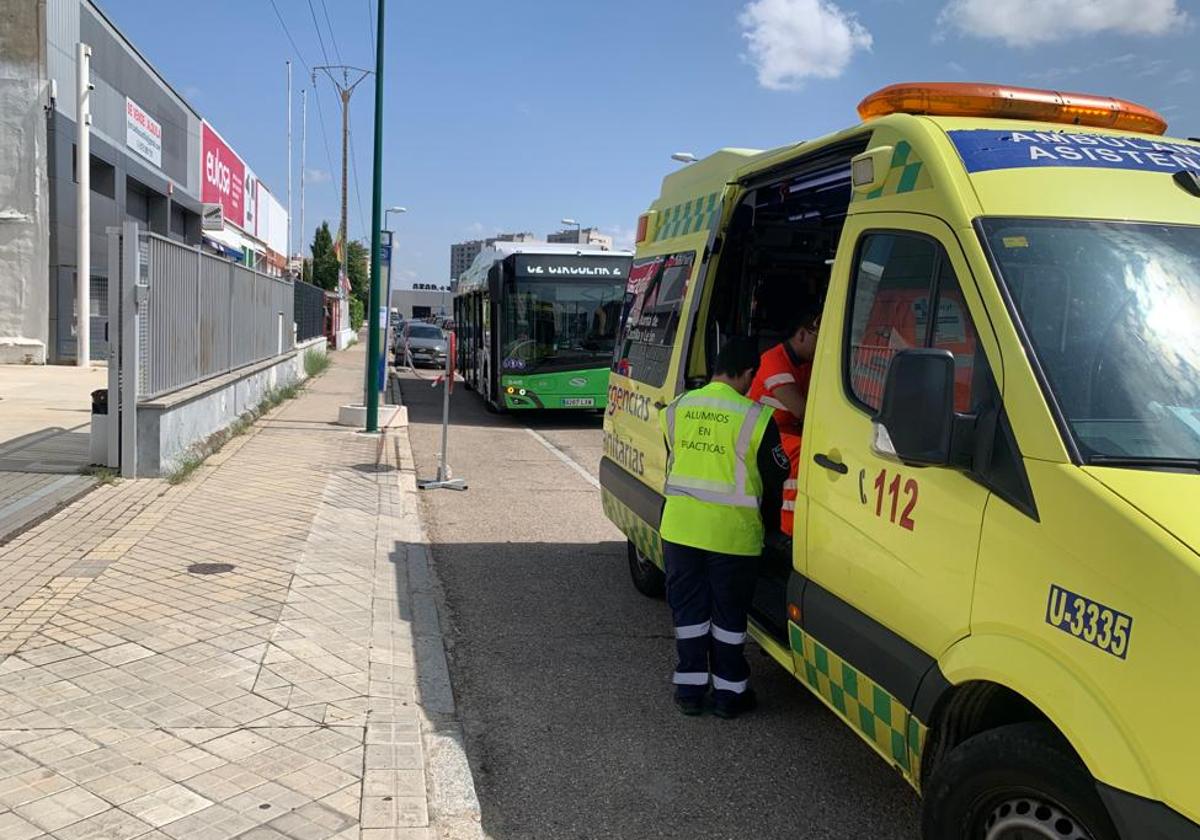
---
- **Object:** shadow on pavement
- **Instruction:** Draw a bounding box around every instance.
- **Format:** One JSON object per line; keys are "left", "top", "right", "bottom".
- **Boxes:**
{"left": 404, "top": 536, "right": 921, "bottom": 840}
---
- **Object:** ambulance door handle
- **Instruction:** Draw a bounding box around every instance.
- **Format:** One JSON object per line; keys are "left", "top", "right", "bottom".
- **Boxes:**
{"left": 654, "top": 400, "right": 667, "bottom": 410}
{"left": 813, "top": 453, "right": 848, "bottom": 475}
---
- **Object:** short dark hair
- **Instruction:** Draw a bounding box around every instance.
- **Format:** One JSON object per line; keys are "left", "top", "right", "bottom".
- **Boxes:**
{"left": 785, "top": 300, "right": 824, "bottom": 337}
{"left": 713, "top": 337, "right": 760, "bottom": 378}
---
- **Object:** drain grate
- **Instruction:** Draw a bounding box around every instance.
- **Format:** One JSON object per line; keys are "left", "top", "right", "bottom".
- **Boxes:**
{"left": 187, "top": 563, "right": 234, "bottom": 575}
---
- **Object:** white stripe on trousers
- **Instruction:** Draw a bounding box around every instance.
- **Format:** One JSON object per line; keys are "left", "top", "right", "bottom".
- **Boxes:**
{"left": 675, "top": 621, "right": 711, "bottom": 640}
{"left": 673, "top": 672, "right": 709, "bottom": 686}
{"left": 711, "top": 624, "right": 747, "bottom": 645}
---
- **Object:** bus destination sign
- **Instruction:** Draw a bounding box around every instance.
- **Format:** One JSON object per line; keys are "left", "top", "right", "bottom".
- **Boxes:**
{"left": 512, "top": 254, "right": 630, "bottom": 280}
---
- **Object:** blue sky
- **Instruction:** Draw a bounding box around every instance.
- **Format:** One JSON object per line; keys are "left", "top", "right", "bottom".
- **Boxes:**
{"left": 100, "top": 0, "right": 1197, "bottom": 287}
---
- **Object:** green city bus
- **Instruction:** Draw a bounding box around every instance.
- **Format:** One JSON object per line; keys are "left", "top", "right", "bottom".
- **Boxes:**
{"left": 454, "top": 243, "right": 632, "bottom": 411}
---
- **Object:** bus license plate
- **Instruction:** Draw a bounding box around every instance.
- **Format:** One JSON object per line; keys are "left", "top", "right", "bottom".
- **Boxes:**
{"left": 563, "top": 398, "right": 595, "bottom": 407}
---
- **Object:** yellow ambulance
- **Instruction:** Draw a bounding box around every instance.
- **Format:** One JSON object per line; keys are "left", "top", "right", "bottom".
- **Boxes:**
{"left": 601, "top": 83, "right": 1200, "bottom": 839}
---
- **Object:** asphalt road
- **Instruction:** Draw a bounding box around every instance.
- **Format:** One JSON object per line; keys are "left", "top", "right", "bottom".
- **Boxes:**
{"left": 399, "top": 369, "right": 920, "bottom": 840}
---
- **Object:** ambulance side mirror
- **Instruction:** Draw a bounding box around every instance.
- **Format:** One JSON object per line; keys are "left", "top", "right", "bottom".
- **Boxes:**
{"left": 871, "top": 349, "right": 955, "bottom": 467}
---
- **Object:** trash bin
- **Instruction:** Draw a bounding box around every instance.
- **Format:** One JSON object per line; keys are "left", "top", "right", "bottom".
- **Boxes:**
{"left": 89, "top": 388, "right": 108, "bottom": 466}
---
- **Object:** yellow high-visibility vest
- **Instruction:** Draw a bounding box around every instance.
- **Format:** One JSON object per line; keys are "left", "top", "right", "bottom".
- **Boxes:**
{"left": 659, "top": 381, "right": 775, "bottom": 556}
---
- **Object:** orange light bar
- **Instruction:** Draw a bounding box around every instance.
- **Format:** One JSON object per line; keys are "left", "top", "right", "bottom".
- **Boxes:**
{"left": 858, "top": 82, "right": 1168, "bottom": 136}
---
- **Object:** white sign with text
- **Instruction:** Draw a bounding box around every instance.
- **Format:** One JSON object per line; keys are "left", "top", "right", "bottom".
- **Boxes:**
{"left": 125, "top": 97, "right": 162, "bottom": 168}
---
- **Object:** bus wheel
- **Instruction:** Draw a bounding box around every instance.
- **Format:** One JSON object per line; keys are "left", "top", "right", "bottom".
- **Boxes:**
{"left": 921, "top": 722, "right": 1117, "bottom": 840}
{"left": 627, "top": 541, "right": 665, "bottom": 598}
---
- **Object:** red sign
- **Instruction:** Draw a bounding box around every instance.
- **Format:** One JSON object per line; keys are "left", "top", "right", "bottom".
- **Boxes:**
{"left": 201, "top": 122, "right": 245, "bottom": 228}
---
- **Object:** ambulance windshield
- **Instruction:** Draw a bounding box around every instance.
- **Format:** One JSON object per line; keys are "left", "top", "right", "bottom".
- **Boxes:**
{"left": 982, "top": 219, "right": 1200, "bottom": 464}
{"left": 501, "top": 278, "right": 626, "bottom": 374}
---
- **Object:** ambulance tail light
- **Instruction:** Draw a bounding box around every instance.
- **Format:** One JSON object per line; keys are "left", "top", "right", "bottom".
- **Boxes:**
{"left": 857, "top": 82, "right": 1168, "bottom": 136}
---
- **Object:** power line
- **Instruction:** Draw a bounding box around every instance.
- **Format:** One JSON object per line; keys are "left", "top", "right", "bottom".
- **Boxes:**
{"left": 348, "top": 127, "right": 364, "bottom": 240}
{"left": 310, "top": 87, "right": 339, "bottom": 203}
{"left": 319, "top": 0, "right": 343, "bottom": 65}
{"left": 366, "top": 0, "right": 375, "bottom": 57}
{"left": 306, "top": 0, "right": 332, "bottom": 66}
{"left": 267, "top": 0, "right": 310, "bottom": 73}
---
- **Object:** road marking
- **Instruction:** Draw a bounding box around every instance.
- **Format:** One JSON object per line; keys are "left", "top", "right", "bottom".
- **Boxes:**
{"left": 525, "top": 428, "right": 600, "bottom": 490}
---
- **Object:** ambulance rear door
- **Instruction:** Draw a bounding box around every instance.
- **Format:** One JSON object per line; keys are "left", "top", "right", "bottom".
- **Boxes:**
{"left": 602, "top": 210, "right": 724, "bottom": 553}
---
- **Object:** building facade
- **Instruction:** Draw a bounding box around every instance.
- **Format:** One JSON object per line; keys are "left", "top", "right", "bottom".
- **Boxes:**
{"left": 449, "top": 232, "right": 537, "bottom": 281}
{"left": 450, "top": 240, "right": 483, "bottom": 282}
{"left": 0, "top": 0, "right": 288, "bottom": 364}
{"left": 546, "top": 227, "right": 613, "bottom": 250}
{"left": 390, "top": 287, "right": 452, "bottom": 321}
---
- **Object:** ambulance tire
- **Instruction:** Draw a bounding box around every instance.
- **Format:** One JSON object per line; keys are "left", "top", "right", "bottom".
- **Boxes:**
{"left": 627, "top": 541, "right": 665, "bottom": 599}
{"left": 921, "top": 722, "right": 1117, "bottom": 840}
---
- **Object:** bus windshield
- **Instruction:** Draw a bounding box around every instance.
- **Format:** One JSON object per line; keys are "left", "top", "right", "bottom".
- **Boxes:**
{"left": 501, "top": 279, "right": 625, "bottom": 374}
{"left": 981, "top": 218, "right": 1200, "bottom": 465}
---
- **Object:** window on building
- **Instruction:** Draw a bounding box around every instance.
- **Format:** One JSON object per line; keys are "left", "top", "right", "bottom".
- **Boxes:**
{"left": 169, "top": 204, "right": 188, "bottom": 239}
{"left": 125, "top": 177, "right": 151, "bottom": 224}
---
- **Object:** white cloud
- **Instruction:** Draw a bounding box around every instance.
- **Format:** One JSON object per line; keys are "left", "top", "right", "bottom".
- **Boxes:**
{"left": 604, "top": 225, "right": 637, "bottom": 252}
{"left": 738, "top": 0, "right": 873, "bottom": 91}
{"left": 305, "top": 168, "right": 331, "bottom": 184}
{"left": 938, "top": 0, "right": 1187, "bottom": 46}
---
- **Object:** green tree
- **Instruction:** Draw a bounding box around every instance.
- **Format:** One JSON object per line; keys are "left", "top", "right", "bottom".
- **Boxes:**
{"left": 347, "top": 240, "right": 369, "bottom": 306}
{"left": 349, "top": 296, "right": 365, "bottom": 331}
{"left": 309, "top": 222, "right": 340, "bottom": 292}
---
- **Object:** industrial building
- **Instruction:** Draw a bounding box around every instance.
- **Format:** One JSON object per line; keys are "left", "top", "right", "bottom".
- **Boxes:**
{"left": 0, "top": 0, "right": 287, "bottom": 364}
{"left": 390, "top": 287, "right": 453, "bottom": 321}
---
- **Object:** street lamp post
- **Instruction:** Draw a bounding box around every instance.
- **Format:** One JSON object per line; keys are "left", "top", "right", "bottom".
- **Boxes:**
{"left": 560, "top": 217, "right": 582, "bottom": 244}
{"left": 379, "top": 206, "right": 406, "bottom": 389}
{"left": 364, "top": 0, "right": 388, "bottom": 432}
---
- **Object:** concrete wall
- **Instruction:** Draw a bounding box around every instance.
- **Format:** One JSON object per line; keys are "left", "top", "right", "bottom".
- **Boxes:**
{"left": 0, "top": 0, "right": 51, "bottom": 363}
{"left": 135, "top": 337, "right": 327, "bottom": 476}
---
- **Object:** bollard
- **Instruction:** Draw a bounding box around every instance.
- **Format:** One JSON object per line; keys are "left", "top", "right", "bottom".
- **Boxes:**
{"left": 417, "top": 331, "right": 467, "bottom": 492}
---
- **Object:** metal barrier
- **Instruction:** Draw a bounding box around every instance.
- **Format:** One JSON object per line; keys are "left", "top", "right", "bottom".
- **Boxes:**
{"left": 139, "top": 232, "right": 294, "bottom": 399}
{"left": 294, "top": 278, "right": 326, "bottom": 342}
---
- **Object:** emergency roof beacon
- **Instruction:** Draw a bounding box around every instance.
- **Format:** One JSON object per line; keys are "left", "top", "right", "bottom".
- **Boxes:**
{"left": 601, "top": 83, "right": 1200, "bottom": 838}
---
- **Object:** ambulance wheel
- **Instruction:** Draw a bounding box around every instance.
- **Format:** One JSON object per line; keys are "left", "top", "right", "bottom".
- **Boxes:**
{"left": 627, "top": 541, "right": 665, "bottom": 598}
{"left": 921, "top": 722, "right": 1117, "bottom": 840}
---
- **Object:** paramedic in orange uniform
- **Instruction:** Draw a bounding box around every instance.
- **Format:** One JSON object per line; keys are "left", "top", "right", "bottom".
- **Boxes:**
{"left": 747, "top": 305, "right": 821, "bottom": 537}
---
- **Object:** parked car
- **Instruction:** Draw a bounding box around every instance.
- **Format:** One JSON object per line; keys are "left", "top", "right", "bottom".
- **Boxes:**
{"left": 398, "top": 322, "right": 448, "bottom": 368}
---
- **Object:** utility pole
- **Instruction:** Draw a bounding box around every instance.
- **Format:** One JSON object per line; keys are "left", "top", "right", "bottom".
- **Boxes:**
{"left": 312, "top": 65, "right": 371, "bottom": 341}
{"left": 300, "top": 87, "right": 307, "bottom": 264}
{"left": 365, "top": 0, "right": 387, "bottom": 431}
{"left": 76, "top": 42, "right": 92, "bottom": 367}
{"left": 286, "top": 60, "right": 292, "bottom": 264}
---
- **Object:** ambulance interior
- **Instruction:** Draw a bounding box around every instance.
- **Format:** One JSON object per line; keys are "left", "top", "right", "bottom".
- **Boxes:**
{"left": 688, "top": 143, "right": 866, "bottom": 639}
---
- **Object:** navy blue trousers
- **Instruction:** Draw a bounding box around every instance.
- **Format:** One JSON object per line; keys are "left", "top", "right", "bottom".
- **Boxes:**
{"left": 663, "top": 540, "right": 757, "bottom": 702}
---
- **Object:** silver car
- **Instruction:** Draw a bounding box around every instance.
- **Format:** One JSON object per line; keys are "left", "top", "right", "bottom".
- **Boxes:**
{"left": 399, "top": 322, "right": 448, "bottom": 368}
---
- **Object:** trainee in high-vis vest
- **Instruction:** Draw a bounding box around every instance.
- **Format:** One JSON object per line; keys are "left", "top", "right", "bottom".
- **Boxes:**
{"left": 747, "top": 304, "right": 821, "bottom": 537}
{"left": 659, "top": 339, "right": 789, "bottom": 718}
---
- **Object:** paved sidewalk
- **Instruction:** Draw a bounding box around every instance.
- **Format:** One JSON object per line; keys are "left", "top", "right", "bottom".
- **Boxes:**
{"left": 0, "top": 347, "right": 481, "bottom": 839}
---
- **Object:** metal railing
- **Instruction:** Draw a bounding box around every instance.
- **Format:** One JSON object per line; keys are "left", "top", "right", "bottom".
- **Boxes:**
{"left": 138, "top": 232, "right": 294, "bottom": 399}
{"left": 294, "top": 278, "right": 326, "bottom": 342}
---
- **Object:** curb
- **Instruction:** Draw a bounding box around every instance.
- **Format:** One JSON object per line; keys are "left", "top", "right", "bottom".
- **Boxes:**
{"left": 394, "top": 421, "right": 486, "bottom": 840}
